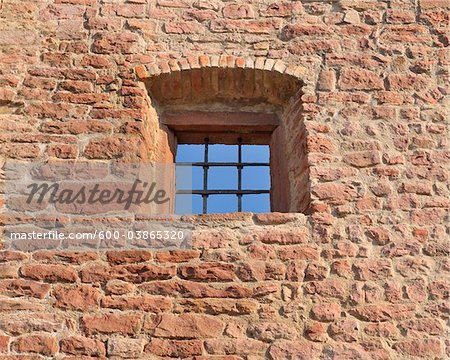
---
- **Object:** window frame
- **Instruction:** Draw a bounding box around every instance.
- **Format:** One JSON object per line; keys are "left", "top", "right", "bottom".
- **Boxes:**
{"left": 162, "top": 111, "right": 290, "bottom": 214}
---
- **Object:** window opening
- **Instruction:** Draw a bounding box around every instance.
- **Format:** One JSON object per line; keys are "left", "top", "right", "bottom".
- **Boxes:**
{"left": 175, "top": 139, "right": 271, "bottom": 214}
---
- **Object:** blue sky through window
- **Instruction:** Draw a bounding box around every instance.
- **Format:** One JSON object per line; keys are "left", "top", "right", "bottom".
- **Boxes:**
{"left": 175, "top": 144, "right": 270, "bottom": 214}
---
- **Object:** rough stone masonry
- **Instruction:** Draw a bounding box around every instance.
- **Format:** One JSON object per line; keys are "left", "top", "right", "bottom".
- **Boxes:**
{"left": 0, "top": 0, "right": 449, "bottom": 359}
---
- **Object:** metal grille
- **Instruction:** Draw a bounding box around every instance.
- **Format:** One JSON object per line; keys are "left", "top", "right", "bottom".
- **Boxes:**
{"left": 176, "top": 138, "right": 270, "bottom": 214}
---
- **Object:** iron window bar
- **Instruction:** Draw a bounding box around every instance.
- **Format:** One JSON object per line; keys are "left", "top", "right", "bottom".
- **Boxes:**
{"left": 176, "top": 162, "right": 269, "bottom": 167}
{"left": 176, "top": 137, "right": 270, "bottom": 214}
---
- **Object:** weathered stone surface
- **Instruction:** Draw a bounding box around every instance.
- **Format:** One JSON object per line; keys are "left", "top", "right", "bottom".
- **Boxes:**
{"left": 394, "top": 338, "right": 443, "bottom": 358}
{"left": 339, "top": 68, "right": 384, "bottom": 91}
{"left": 107, "top": 337, "right": 144, "bottom": 358}
{"left": 102, "top": 295, "right": 172, "bottom": 312}
{"left": 268, "top": 340, "right": 320, "bottom": 359}
{"left": 60, "top": 336, "right": 105, "bottom": 357}
{"left": 0, "top": 313, "right": 63, "bottom": 335}
{"left": 53, "top": 285, "right": 101, "bottom": 311}
{"left": 351, "top": 304, "right": 416, "bottom": 322}
{"left": 247, "top": 322, "right": 297, "bottom": 342}
{"left": 81, "top": 313, "right": 143, "bottom": 335}
{"left": 144, "top": 314, "right": 223, "bottom": 339}
{"left": 144, "top": 338, "right": 202, "bottom": 357}
{"left": 311, "top": 303, "right": 342, "bottom": 322}
{"left": 20, "top": 264, "right": 77, "bottom": 282}
{"left": 0, "top": 1, "right": 447, "bottom": 359}
{"left": 11, "top": 334, "right": 58, "bottom": 356}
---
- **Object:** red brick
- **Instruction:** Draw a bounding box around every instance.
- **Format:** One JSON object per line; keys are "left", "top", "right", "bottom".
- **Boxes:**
{"left": 47, "top": 144, "right": 78, "bottom": 159}
{"left": 387, "top": 74, "right": 430, "bottom": 91}
{"left": 364, "top": 322, "right": 400, "bottom": 339}
{"left": 155, "top": 250, "right": 201, "bottom": 263}
{"left": 53, "top": 285, "right": 100, "bottom": 310}
{"left": 304, "top": 280, "right": 348, "bottom": 300}
{"left": 106, "top": 250, "right": 152, "bottom": 264}
{"left": 106, "top": 280, "right": 135, "bottom": 295}
{"left": 428, "top": 280, "right": 450, "bottom": 300}
{"left": 351, "top": 304, "right": 415, "bottom": 322}
{"left": 102, "top": 4, "right": 146, "bottom": 18}
{"left": 339, "top": 68, "right": 384, "bottom": 91}
{"left": 305, "top": 263, "right": 328, "bottom": 280}
{"left": 0, "top": 264, "right": 18, "bottom": 279}
{"left": 281, "top": 24, "right": 330, "bottom": 40}
{"left": 223, "top": 4, "right": 255, "bottom": 19}
{"left": 386, "top": 9, "right": 416, "bottom": 23}
{"left": 305, "top": 322, "right": 327, "bottom": 342}
{"left": 92, "top": 32, "right": 141, "bottom": 54}
{"left": 102, "top": 295, "right": 172, "bottom": 312}
{"left": 318, "top": 70, "right": 336, "bottom": 91}
{"left": 400, "top": 317, "right": 444, "bottom": 336}
{"left": 278, "top": 245, "right": 320, "bottom": 261}
{"left": 344, "top": 151, "right": 381, "bottom": 167}
{"left": 60, "top": 336, "right": 105, "bottom": 357}
{"left": 307, "top": 136, "right": 336, "bottom": 153}
{"left": 0, "top": 313, "right": 63, "bottom": 334}
{"left": 247, "top": 322, "right": 296, "bottom": 342}
{"left": 144, "top": 338, "right": 202, "bottom": 357}
{"left": 211, "top": 19, "right": 282, "bottom": 34}
{"left": 80, "top": 54, "right": 112, "bottom": 68}
{"left": 144, "top": 314, "right": 223, "bottom": 338}
{"left": 237, "top": 261, "right": 285, "bottom": 281}
{"left": 419, "top": 0, "right": 449, "bottom": 9}
{"left": 40, "top": 4, "right": 84, "bottom": 20}
{"left": 311, "top": 183, "right": 358, "bottom": 203}
{"left": 268, "top": 340, "right": 320, "bottom": 360}
{"left": 0, "top": 251, "right": 28, "bottom": 263}
{"left": 203, "top": 338, "right": 267, "bottom": 356}
{"left": 41, "top": 120, "right": 112, "bottom": 135}
{"left": 107, "top": 337, "right": 144, "bottom": 358}
{"left": 84, "top": 136, "right": 142, "bottom": 159}
{"left": 20, "top": 264, "right": 77, "bottom": 282}
{"left": 82, "top": 313, "right": 143, "bottom": 335}
{"left": 0, "top": 279, "right": 50, "bottom": 299}
{"left": 165, "top": 21, "right": 204, "bottom": 34}
{"left": 311, "top": 303, "right": 341, "bottom": 322}
{"left": 353, "top": 259, "right": 392, "bottom": 280}
{"left": 0, "top": 30, "right": 36, "bottom": 45}
{"left": 245, "top": 228, "right": 309, "bottom": 245}
{"left": 394, "top": 338, "right": 443, "bottom": 358}
{"left": 112, "top": 264, "right": 176, "bottom": 283}
{"left": 59, "top": 80, "right": 93, "bottom": 93}
{"left": 0, "top": 334, "right": 8, "bottom": 353}
{"left": 32, "top": 250, "right": 98, "bottom": 264}
{"left": 329, "top": 319, "right": 359, "bottom": 342}
{"left": 11, "top": 334, "right": 58, "bottom": 356}
{"left": 183, "top": 9, "right": 217, "bottom": 22}
{"left": 260, "top": 2, "right": 303, "bottom": 17}
{"left": 178, "top": 262, "right": 235, "bottom": 281}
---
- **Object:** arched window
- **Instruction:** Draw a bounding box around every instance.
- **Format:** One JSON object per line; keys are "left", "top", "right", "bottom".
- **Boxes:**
{"left": 136, "top": 56, "right": 309, "bottom": 214}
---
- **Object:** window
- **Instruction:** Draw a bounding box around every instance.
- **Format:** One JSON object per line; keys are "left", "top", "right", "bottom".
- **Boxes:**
{"left": 175, "top": 140, "right": 271, "bottom": 214}
{"left": 144, "top": 64, "right": 310, "bottom": 214}
{"left": 163, "top": 111, "right": 291, "bottom": 215}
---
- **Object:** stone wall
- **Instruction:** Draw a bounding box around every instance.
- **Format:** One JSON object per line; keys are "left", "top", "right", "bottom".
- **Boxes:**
{"left": 0, "top": 0, "right": 449, "bottom": 359}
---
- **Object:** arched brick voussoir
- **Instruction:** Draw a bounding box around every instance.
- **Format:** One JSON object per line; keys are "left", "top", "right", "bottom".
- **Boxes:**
{"left": 134, "top": 54, "right": 307, "bottom": 81}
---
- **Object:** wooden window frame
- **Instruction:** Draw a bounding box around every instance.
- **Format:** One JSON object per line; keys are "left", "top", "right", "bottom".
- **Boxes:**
{"left": 162, "top": 111, "right": 290, "bottom": 213}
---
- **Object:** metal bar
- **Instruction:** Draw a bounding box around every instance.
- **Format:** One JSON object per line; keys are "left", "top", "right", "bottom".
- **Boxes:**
{"left": 237, "top": 138, "right": 242, "bottom": 212}
{"left": 176, "top": 162, "right": 269, "bottom": 167}
{"left": 176, "top": 190, "right": 270, "bottom": 195}
{"left": 202, "top": 138, "right": 209, "bottom": 214}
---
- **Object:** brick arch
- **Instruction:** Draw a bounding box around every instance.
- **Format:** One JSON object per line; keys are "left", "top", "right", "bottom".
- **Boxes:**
{"left": 135, "top": 54, "right": 307, "bottom": 81}
{"left": 135, "top": 55, "right": 305, "bottom": 113}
